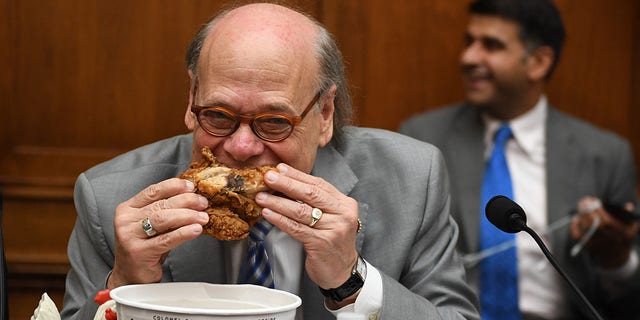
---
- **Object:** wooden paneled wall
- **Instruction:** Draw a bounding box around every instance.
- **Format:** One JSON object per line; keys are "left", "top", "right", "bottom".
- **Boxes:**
{"left": 1, "top": 0, "right": 638, "bottom": 318}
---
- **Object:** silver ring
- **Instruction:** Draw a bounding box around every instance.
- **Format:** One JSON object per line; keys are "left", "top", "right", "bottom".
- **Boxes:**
{"left": 356, "top": 218, "right": 362, "bottom": 233}
{"left": 141, "top": 217, "right": 157, "bottom": 237}
{"left": 309, "top": 207, "right": 323, "bottom": 227}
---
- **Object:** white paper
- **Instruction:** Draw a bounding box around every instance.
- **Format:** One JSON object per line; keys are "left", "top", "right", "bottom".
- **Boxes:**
{"left": 31, "top": 293, "right": 61, "bottom": 320}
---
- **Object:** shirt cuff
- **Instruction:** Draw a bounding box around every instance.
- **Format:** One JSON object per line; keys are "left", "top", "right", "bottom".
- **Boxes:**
{"left": 104, "top": 270, "right": 113, "bottom": 289}
{"left": 328, "top": 260, "right": 383, "bottom": 319}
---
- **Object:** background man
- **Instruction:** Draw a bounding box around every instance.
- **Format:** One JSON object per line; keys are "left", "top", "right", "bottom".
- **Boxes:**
{"left": 400, "top": 0, "right": 639, "bottom": 319}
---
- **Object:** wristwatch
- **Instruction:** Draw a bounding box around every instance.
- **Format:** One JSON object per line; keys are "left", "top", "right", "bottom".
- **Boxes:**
{"left": 319, "top": 255, "right": 367, "bottom": 302}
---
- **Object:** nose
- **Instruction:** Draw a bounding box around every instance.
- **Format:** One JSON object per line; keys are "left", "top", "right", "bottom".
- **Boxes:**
{"left": 460, "top": 41, "right": 482, "bottom": 66}
{"left": 222, "top": 124, "right": 265, "bottom": 162}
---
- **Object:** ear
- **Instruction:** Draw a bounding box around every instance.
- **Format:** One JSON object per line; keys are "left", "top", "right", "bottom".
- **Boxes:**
{"left": 526, "top": 45, "right": 554, "bottom": 82}
{"left": 185, "top": 69, "right": 197, "bottom": 130}
{"left": 317, "top": 85, "right": 336, "bottom": 147}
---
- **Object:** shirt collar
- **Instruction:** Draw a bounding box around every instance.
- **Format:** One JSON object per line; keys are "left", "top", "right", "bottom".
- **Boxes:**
{"left": 482, "top": 96, "right": 547, "bottom": 158}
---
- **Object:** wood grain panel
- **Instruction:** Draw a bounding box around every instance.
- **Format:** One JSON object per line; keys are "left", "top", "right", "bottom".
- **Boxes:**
{"left": 0, "top": 1, "right": 227, "bottom": 317}
{"left": 3, "top": 199, "right": 75, "bottom": 268}
{"left": 632, "top": 1, "right": 640, "bottom": 177}
{"left": 0, "top": 0, "right": 638, "bottom": 318}
{"left": 0, "top": 1, "right": 318, "bottom": 317}
{"left": 322, "top": 0, "right": 468, "bottom": 128}
{"left": 323, "top": 0, "right": 639, "bottom": 174}
{"left": 8, "top": 276, "right": 65, "bottom": 319}
{"left": 550, "top": 0, "right": 634, "bottom": 138}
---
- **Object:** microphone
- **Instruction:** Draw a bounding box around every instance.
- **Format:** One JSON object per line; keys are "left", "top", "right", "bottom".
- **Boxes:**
{"left": 485, "top": 195, "right": 605, "bottom": 320}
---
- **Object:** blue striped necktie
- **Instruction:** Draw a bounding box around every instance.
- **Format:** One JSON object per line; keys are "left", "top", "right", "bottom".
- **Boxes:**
{"left": 238, "top": 219, "right": 275, "bottom": 288}
{"left": 480, "top": 124, "right": 520, "bottom": 320}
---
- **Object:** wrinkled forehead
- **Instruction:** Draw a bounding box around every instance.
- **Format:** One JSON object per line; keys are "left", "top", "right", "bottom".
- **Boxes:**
{"left": 197, "top": 4, "right": 320, "bottom": 91}
{"left": 217, "top": 3, "right": 317, "bottom": 45}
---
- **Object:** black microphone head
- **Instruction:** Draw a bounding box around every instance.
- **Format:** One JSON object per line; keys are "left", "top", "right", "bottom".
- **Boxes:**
{"left": 485, "top": 195, "right": 527, "bottom": 233}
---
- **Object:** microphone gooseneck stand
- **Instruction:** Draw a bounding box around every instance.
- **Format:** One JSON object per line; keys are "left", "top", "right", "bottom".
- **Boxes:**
{"left": 486, "top": 195, "right": 606, "bottom": 320}
{"left": 512, "top": 219, "right": 605, "bottom": 320}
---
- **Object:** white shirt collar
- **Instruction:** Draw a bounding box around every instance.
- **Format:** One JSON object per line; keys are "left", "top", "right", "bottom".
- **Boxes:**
{"left": 482, "top": 96, "right": 548, "bottom": 160}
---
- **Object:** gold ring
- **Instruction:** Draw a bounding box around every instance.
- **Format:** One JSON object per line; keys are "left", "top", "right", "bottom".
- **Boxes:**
{"left": 141, "top": 217, "right": 157, "bottom": 237}
{"left": 309, "top": 207, "right": 323, "bottom": 227}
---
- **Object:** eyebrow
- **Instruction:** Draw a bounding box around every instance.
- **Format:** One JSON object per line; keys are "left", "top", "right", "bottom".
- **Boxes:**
{"left": 195, "top": 99, "right": 294, "bottom": 115}
{"left": 193, "top": 88, "right": 301, "bottom": 114}
{"left": 464, "top": 32, "right": 507, "bottom": 49}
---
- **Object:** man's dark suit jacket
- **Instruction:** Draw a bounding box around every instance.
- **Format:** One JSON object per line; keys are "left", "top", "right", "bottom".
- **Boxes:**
{"left": 400, "top": 104, "right": 640, "bottom": 319}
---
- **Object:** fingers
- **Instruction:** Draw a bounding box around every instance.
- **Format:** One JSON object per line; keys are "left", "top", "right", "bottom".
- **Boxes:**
{"left": 143, "top": 223, "right": 206, "bottom": 254}
{"left": 570, "top": 214, "right": 589, "bottom": 240}
{"left": 256, "top": 164, "right": 360, "bottom": 288}
{"left": 258, "top": 164, "right": 358, "bottom": 234}
{"left": 624, "top": 202, "right": 635, "bottom": 212}
{"left": 126, "top": 178, "right": 196, "bottom": 209}
{"left": 264, "top": 163, "right": 351, "bottom": 214}
{"left": 109, "top": 222, "right": 206, "bottom": 288}
{"left": 140, "top": 208, "right": 210, "bottom": 237}
{"left": 575, "top": 197, "right": 637, "bottom": 235}
{"left": 116, "top": 186, "right": 209, "bottom": 238}
{"left": 138, "top": 195, "right": 209, "bottom": 236}
{"left": 257, "top": 193, "right": 335, "bottom": 231}
{"left": 594, "top": 204, "right": 638, "bottom": 240}
{"left": 110, "top": 178, "right": 211, "bottom": 287}
{"left": 570, "top": 197, "right": 638, "bottom": 268}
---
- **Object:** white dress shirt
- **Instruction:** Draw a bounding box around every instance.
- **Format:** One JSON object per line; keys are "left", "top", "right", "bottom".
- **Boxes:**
{"left": 482, "top": 96, "right": 637, "bottom": 319}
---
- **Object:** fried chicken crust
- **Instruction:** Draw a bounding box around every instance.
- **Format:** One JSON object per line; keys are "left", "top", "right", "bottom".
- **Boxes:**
{"left": 180, "top": 147, "right": 275, "bottom": 240}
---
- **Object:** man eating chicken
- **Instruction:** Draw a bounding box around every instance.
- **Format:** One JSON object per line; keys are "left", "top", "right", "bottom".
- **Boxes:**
{"left": 60, "top": 3, "right": 479, "bottom": 320}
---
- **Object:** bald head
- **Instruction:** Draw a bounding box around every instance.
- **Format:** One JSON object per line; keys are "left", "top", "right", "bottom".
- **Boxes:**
{"left": 212, "top": 3, "right": 319, "bottom": 46}
{"left": 199, "top": 4, "right": 320, "bottom": 95}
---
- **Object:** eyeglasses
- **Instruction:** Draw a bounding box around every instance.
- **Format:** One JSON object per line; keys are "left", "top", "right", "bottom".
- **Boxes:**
{"left": 191, "top": 91, "right": 322, "bottom": 142}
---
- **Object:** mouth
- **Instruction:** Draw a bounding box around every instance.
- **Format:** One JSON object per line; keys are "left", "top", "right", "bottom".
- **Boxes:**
{"left": 461, "top": 66, "right": 492, "bottom": 89}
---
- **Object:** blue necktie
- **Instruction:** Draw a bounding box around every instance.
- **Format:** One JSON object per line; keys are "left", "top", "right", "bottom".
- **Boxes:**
{"left": 480, "top": 124, "right": 520, "bottom": 320}
{"left": 238, "top": 219, "right": 275, "bottom": 288}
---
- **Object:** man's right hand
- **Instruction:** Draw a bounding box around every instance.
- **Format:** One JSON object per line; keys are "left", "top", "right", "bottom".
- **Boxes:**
{"left": 571, "top": 196, "right": 638, "bottom": 269}
{"left": 107, "top": 178, "right": 210, "bottom": 288}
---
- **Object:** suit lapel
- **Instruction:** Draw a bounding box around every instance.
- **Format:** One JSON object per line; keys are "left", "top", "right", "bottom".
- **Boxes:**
{"left": 546, "top": 109, "right": 583, "bottom": 256}
{"left": 444, "top": 106, "right": 485, "bottom": 253}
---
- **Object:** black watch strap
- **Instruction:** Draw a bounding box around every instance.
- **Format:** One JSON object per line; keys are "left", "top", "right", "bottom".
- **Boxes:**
{"left": 319, "top": 256, "right": 366, "bottom": 302}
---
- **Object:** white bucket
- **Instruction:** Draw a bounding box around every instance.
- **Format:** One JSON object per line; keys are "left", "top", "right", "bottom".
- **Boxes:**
{"left": 110, "top": 282, "right": 301, "bottom": 320}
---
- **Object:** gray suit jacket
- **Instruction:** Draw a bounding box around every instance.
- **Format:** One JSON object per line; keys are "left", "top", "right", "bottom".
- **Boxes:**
{"left": 61, "top": 127, "right": 479, "bottom": 320}
{"left": 399, "top": 104, "right": 640, "bottom": 319}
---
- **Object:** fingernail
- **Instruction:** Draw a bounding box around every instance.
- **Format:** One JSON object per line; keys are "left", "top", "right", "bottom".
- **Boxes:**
{"left": 186, "top": 180, "right": 195, "bottom": 191}
{"left": 192, "top": 224, "right": 203, "bottom": 234}
{"left": 256, "top": 192, "right": 267, "bottom": 201}
{"left": 276, "top": 163, "right": 288, "bottom": 173}
{"left": 265, "top": 170, "right": 278, "bottom": 183}
{"left": 262, "top": 208, "right": 273, "bottom": 216}
{"left": 199, "top": 196, "right": 209, "bottom": 207}
{"left": 198, "top": 212, "right": 209, "bottom": 221}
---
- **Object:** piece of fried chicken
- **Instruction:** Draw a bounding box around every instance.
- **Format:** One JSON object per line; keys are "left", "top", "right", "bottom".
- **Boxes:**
{"left": 180, "top": 147, "right": 275, "bottom": 240}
